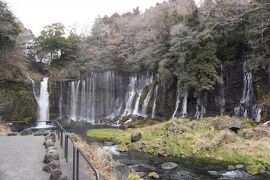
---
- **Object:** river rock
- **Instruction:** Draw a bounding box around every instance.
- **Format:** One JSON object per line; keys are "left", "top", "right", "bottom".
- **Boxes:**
{"left": 228, "top": 165, "right": 236, "bottom": 170}
{"left": 7, "top": 132, "right": 18, "bottom": 136}
{"left": 137, "top": 172, "right": 145, "bottom": 178}
{"left": 45, "top": 133, "right": 56, "bottom": 142}
{"left": 148, "top": 171, "right": 159, "bottom": 179}
{"left": 44, "top": 150, "right": 59, "bottom": 164}
{"left": 112, "top": 163, "right": 130, "bottom": 180}
{"left": 235, "top": 164, "right": 244, "bottom": 169}
{"left": 161, "top": 162, "right": 178, "bottom": 170}
{"left": 43, "top": 160, "right": 60, "bottom": 173}
{"left": 58, "top": 176, "right": 68, "bottom": 180}
{"left": 34, "top": 130, "right": 46, "bottom": 136}
{"left": 47, "top": 146, "right": 57, "bottom": 153}
{"left": 241, "top": 129, "right": 254, "bottom": 139}
{"left": 21, "top": 128, "right": 33, "bottom": 136}
{"left": 50, "top": 169, "right": 62, "bottom": 180}
{"left": 222, "top": 170, "right": 251, "bottom": 179}
{"left": 131, "top": 132, "right": 142, "bottom": 142}
{"left": 229, "top": 121, "right": 242, "bottom": 133}
{"left": 45, "top": 139, "right": 55, "bottom": 148}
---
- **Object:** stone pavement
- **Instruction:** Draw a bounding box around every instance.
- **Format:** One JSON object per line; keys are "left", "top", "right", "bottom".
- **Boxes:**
{"left": 0, "top": 136, "right": 50, "bottom": 180}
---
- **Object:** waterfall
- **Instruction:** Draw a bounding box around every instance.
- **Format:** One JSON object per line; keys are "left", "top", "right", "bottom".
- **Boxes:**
{"left": 70, "top": 80, "right": 80, "bottom": 120}
{"left": 124, "top": 76, "right": 137, "bottom": 115}
{"left": 133, "top": 91, "right": 142, "bottom": 116}
{"left": 151, "top": 85, "right": 159, "bottom": 118}
{"left": 80, "top": 80, "right": 86, "bottom": 120}
{"left": 172, "top": 87, "right": 181, "bottom": 119}
{"left": 180, "top": 94, "right": 188, "bottom": 118}
{"left": 252, "top": 105, "right": 262, "bottom": 123}
{"left": 141, "top": 87, "right": 153, "bottom": 117}
{"left": 55, "top": 71, "right": 155, "bottom": 123}
{"left": 220, "top": 64, "right": 226, "bottom": 116}
{"left": 58, "top": 82, "right": 63, "bottom": 119}
{"left": 29, "top": 77, "right": 50, "bottom": 127}
{"left": 235, "top": 60, "right": 253, "bottom": 118}
{"left": 194, "top": 94, "right": 206, "bottom": 119}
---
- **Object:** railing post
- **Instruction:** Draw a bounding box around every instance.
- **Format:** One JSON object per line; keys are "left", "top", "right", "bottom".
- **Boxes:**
{"left": 65, "top": 135, "right": 68, "bottom": 162}
{"left": 60, "top": 128, "right": 63, "bottom": 148}
{"left": 73, "top": 146, "right": 76, "bottom": 180}
{"left": 76, "top": 149, "right": 79, "bottom": 180}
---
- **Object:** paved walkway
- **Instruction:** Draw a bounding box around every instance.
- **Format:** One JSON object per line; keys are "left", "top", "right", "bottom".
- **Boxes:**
{"left": 0, "top": 136, "right": 50, "bottom": 180}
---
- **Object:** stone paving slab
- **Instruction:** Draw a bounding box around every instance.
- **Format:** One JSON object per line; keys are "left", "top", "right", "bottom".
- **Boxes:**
{"left": 0, "top": 136, "right": 50, "bottom": 180}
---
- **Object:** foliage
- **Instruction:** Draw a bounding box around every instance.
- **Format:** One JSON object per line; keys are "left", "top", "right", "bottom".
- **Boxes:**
{"left": 34, "top": 23, "right": 80, "bottom": 64}
{"left": 0, "top": 1, "right": 20, "bottom": 58}
{"left": 87, "top": 116, "right": 270, "bottom": 174}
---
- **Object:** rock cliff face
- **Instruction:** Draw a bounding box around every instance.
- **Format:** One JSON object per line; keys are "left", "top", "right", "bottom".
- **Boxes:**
{"left": 0, "top": 81, "right": 36, "bottom": 121}
{"left": 0, "top": 22, "right": 40, "bottom": 122}
{"left": 49, "top": 49, "right": 269, "bottom": 123}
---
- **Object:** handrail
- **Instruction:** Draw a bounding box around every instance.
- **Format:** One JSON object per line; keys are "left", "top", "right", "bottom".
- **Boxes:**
{"left": 77, "top": 149, "right": 100, "bottom": 180}
{"left": 54, "top": 120, "right": 100, "bottom": 180}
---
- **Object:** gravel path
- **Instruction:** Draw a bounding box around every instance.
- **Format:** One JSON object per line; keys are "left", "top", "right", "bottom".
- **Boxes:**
{"left": 0, "top": 136, "right": 50, "bottom": 180}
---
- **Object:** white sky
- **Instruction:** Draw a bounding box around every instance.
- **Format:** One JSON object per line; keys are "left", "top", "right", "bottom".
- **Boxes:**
{"left": 5, "top": 0, "right": 168, "bottom": 36}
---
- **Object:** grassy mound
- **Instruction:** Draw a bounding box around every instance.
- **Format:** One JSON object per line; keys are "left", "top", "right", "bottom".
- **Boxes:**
{"left": 87, "top": 116, "right": 270, "bottom": 174}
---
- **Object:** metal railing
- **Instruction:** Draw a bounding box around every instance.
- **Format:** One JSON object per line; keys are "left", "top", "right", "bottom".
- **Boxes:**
{"left": 54, "top": 121, "right": 100, "bottom": 180}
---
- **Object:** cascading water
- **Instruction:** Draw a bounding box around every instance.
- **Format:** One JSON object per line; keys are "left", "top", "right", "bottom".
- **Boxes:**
{"left": 172, "top": 85, "right": 188, "bottom": 119}
{"left": 57, "top": 71, "right": 154, "bottom": 123}
{"left": 194, "top": 94, "right": 206, "bottom": 119}
{"left": 234, "top": 60, "right": 254, "bottom": 118}
{"left": 172, "top": 87, "right": 181, "bottom": 119}
{"left": 220, "top": 64, "right": 226, "bottom": 116}
{"left": 133, "top": 91, "right": 142, "bottom": 116}
{"left": 252, "top": 105, "right": 262, "bottom": 123}
{"left": 151, "top": 85, "right": 159, "bottom": 118}
{"left": 29, "top": 77, "right": 50, "bottom": 127}
{"left": 180, "top": 94, "right": 188, "bottom": 118}
{"left": 141, "top": 87, "right": 153, "bottom": 117}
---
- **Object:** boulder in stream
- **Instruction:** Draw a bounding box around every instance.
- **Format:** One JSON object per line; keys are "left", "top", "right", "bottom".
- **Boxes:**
{"left": 161, "top": 162, "right": 178, "bottom": 170}
{"left": 131, "top": 132, "right": 142, "bottom": 142}
{"left": 112, "top": 163, "right": 130, "bottom": 180}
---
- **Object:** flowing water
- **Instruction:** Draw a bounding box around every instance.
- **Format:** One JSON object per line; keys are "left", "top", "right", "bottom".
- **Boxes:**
{"left": 57, "top": 71, "right": 155, "bottom": 123}
{"left": 70, "top": 124, "right": 270, "bottom": 180}
{"left": 29, "top": 77, "right": 50, "bottom": 127}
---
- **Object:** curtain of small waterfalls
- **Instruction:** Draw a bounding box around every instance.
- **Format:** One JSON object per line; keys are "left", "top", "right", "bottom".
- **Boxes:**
{"left": 57, "top": 71, "right": 158, "bottom": 124}
{"left": 234, "top": 50, "right": 262, "bottom": 122}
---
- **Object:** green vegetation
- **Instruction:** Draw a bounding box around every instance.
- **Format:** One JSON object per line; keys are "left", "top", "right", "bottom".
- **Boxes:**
{"left": 33, "top": 23, "right": 80, "bottom": 64}
{"left": 87, "top": 116, "right": 270, "bottom": 174}
{"left": 0, "top": 1, "right": 20, "bottom": 58}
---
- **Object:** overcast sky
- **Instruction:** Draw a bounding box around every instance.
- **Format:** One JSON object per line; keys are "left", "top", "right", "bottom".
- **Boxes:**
{"left": 5, "top": 0, "right": 169, "bottom": 36}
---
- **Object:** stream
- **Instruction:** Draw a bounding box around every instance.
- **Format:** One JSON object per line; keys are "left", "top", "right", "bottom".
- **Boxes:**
{"left": 68, "top": 123, "right": 270, "bottom": 180}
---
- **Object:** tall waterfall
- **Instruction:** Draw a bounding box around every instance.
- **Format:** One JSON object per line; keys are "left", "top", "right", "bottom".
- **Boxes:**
{"left": 172, "top": 86, "right": 188, "bottom": 119}
{"left": 234, "top": 60, "right": 254, "bottom": 118}
{"left": 220, "top": 64, "right": 226, "bottom": 116}
{"left": 29, "top": 77, "right": 50, "bottom": 127}
{"left": 194, "top": 94, "right": 206, "bottom": 119}
{"left": 172, "top": 87, "right": 181, "bottom": 119}
{"left": 57, "top": 71, "right": 154, "bottom": 123}
{"left": 141, "top": 87, "right": 153, "bottom": 117}
{"left": 181, "top": 94, "right": 188, "bottom": 118}
{"left": 151, "top": 85, "right": 159, "bottom": 118}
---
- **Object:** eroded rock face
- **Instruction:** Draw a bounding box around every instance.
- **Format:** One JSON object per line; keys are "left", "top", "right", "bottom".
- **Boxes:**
{"left": 112, "top": 163, "right": 130, "bottom": 180}
{"left": 20, "top": 128, "right": 33, "bottom": 136}
{"left": 131, "top": 132, "right": 142, "bottom": 142}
